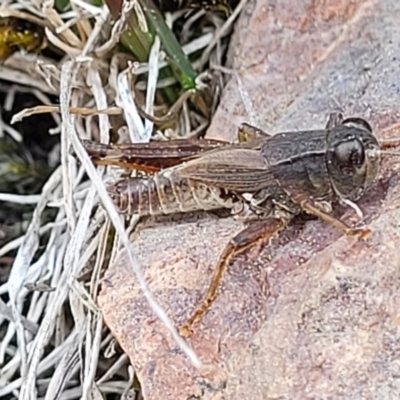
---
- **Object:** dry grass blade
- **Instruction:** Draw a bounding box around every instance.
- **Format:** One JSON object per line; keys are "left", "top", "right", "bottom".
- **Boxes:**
{"left": 0, "top": 297, "right": 38, "bottom": 334}
{"left": 116, "top": 67, "right": 147, "bottom": 143}
{"left": 0, "top": 193, "right": 42, "bottom": 204}
{"left": 69, "top": 94, "right": 204, "bottom": 370}
{"left": 8, "top": 168, "right": 62, "bottom": 378}
{"left": 11, "top": 105, "right": 122, "bottom": 123}
{"left": 198, "top": 0, "right": 248, "bottom": 69}
{"left": 143, "top": 36, "right": 160, "bottom": 135}
{"left": 43, "top": 335, "right": 81, "bottom": 400}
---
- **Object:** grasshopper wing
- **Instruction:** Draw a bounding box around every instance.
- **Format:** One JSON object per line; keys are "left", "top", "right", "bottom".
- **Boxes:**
{"left": 83, "top": 138, "right": 226, "bottom": 173}
{"left": 177, "top": 148, "right": 274, "bottom": 192}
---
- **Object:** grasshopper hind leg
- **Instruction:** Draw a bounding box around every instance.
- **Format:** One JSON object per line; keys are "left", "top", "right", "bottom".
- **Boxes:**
{"left": 179, "top": 217, "right": 288, "bottom": 338}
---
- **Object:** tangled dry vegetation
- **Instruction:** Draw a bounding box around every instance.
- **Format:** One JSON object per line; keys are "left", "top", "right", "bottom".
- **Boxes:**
{"left": 0, "top": 0, "right": 246, "bottom": 398}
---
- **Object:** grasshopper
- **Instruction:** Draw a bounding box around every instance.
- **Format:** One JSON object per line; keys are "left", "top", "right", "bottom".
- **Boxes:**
{"left": 83, "top": 112, "right": 396, "bottom": 337}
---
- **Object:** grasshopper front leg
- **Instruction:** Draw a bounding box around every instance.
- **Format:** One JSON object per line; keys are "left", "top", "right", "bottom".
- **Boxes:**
{"left": 179, "top": 216, "right": 289, "bottom": 338}
{"left": 300, "top": 199, "right": 371, "bottom": 240}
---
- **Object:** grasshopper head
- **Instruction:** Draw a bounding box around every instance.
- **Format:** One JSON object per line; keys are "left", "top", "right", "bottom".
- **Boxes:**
{"left": 327, "top": 118, "right": 381, "bottom": 201}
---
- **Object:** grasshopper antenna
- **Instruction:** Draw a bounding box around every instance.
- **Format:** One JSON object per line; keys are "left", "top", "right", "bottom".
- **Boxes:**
{"left": 379, "top": 136, "right": 400, "bottom": 155}
{"left": 212, "top": 65, "right": 258, "bottom": 127}
{"left": 378, "top": 121, "right": 400, "bottom": 148}
{"left": 380, "top": 137, "right": 400, "bottom": 147}
{"left": 234, "top": 70, "right": 258, "bottom": 127}
{"left": 379, "top": 150, "right": 400, "bottom": 156}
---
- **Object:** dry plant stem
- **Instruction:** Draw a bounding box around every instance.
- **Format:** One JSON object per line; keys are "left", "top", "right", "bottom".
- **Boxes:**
{"left": 60, "top": 63, "right": 77, "bottom": 232}
{"left": 0, "top": 298, "right": 38, "bottom": 335}
{"left": 144, "top": 36, "right": 160, "bottom": 136}
{"left": 80, "top": 5, "right": 110, "bottom": 56}
{"left": 43, "top": 340, "right": 80, "bottom": 400}
{"left": 117, "top": 69, "right": 146, "bottom": 143}
{"left": 11, "top": 105, "right": 122, "bottom": 123}
{"left": 133, "top": 88, "right": 195, "bottom": 125}
{"left": 0, "top": 328, "right": 79, "bottom": 397}
{"left": 30, "top": 87, "right": 62, "bottom": 127}
{"left": 0, "top": 222, "right": 66, "bottom": 279}
{"left": 198, "top": 0, "right": 249, "bottom": 70}
{"left": 45, "top": 28, "right": 83, "bottom": 57}
{"left": 87, "top": 68, "right": 111, "bottom": 142}
{"left": 43, "top": 2, "right": 83, "bottom": 48}
{"left": 82, "top": 312, "right": 103, "bottom": 399}
{"left": 19, "top": 188, "right": 95, "bottom": 398}
{"left": 0, "top": 65, "right": 55, "bottom": 94}
{"left": 235, "top": 70, "right": 258, "bottom": 127}
{"left": 35, "top": 60, "right": 61, "bottom": 94}
{"left": 181, "top": 10, "right": 206, "bottom": 43}
{"left": 0, "top": 6, "right": 48, "bottom": 27}
{"left": 94, "top": 5, "right": 129, "bottom": 58}
{"left": 2, "top": 213, "right": 58, "bottom": 390}
{"left": 121, "top": 31, "right": 214, "bottom": 76}
{"left": 122, "top": 366, "right": 136, "bottom": 398}
{"left": 97, "top": 354, "right": 129, "bottom": 384}
{"left": 0, "top": 193, "right": 42, "bottom": 204}
{"left": 8, "top": 167, "right": 63, "bottom": 380}
{"left": 63, "top": 61, "right": 203, "bottom": 369}
{"left": 72, "top": 0, "right": 104, "bottom": 17}
{"left": 18, "top": 62, "right": 92, "bottom": 399}
{"left": 82, "top": 69, "right": 110, "bottom": 398}
{"left": 70, "top": 222, "right": 100, "bottom": 393}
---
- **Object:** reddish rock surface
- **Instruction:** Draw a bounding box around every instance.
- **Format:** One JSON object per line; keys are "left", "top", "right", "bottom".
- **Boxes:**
{"left": 99, "top": 0, "right": 400, "bottom": 398}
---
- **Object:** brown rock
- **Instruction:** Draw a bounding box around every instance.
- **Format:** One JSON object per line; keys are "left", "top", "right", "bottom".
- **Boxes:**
{"left": 99, "top": 0, "right": 400, "bottom": 398}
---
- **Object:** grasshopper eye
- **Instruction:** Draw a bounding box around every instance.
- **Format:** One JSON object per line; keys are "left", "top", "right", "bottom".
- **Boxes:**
{"left": 333, "top": 139, "right": 365, "bottom": 173}
{"left": 341, "top": 118, "right": 373, "bottom": 133}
